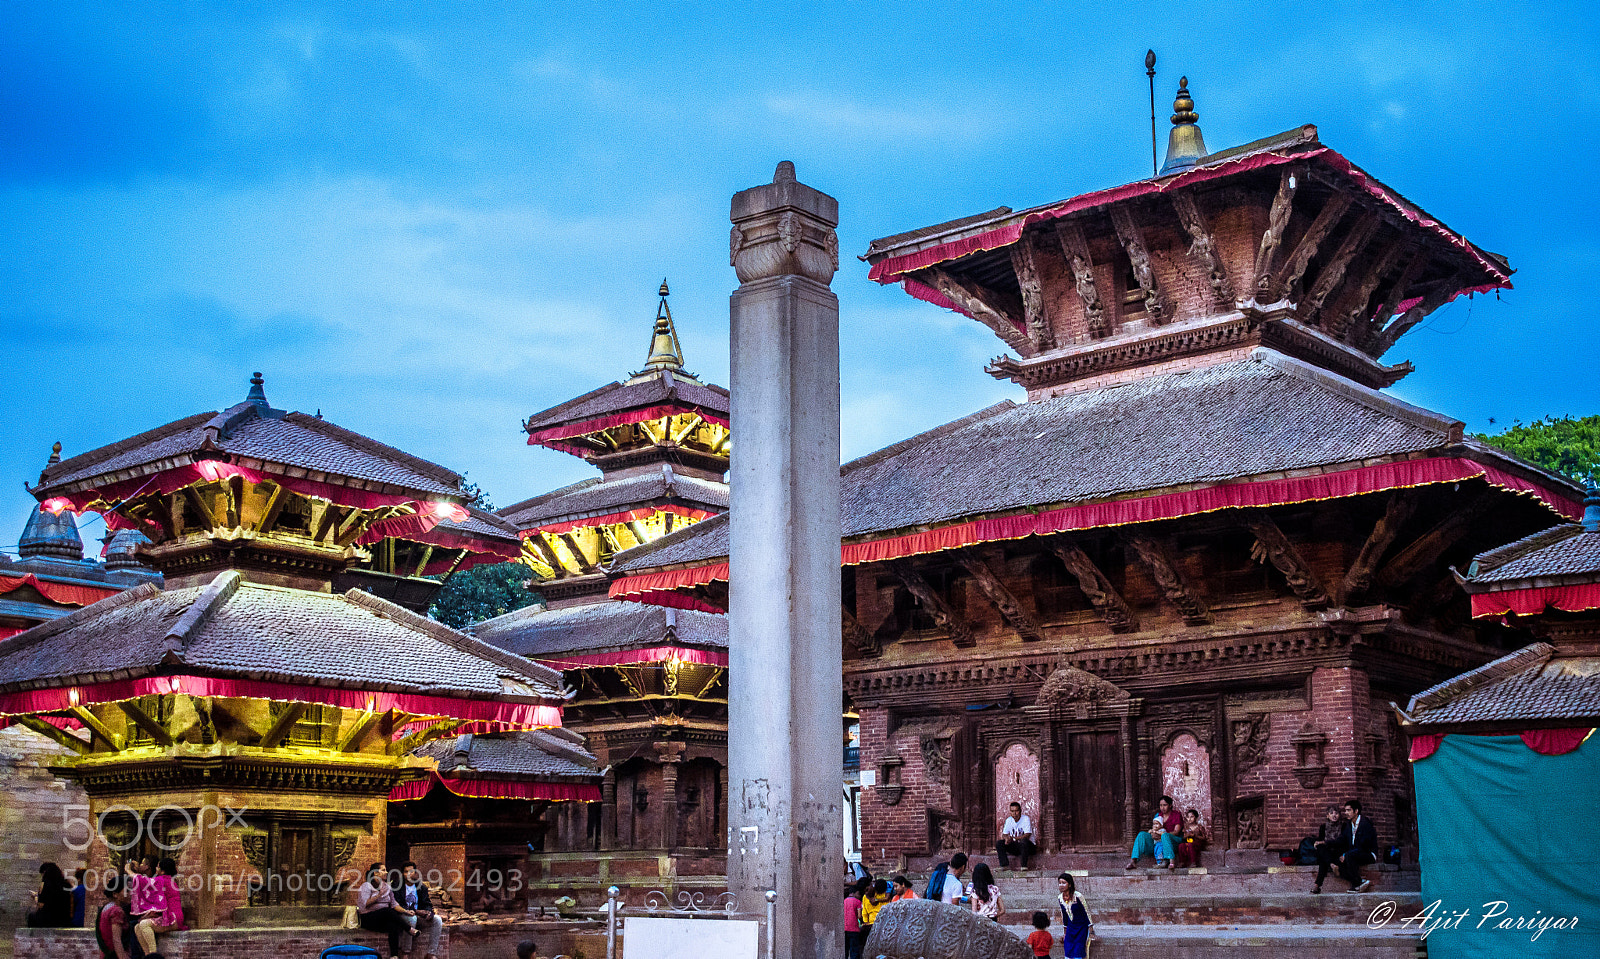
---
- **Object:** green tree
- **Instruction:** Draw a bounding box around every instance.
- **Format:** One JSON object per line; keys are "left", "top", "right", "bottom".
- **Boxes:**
{"left": 429, "top": 561, "right": 541, "bottom": 628}
{"left": 1477, "top": 414, "right": 1600, "bottom": 486}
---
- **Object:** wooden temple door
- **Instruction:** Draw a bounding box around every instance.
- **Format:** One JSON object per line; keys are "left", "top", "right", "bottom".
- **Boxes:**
{"left": 280, "top": 828, "right": 315, "bottom": 905}
{"left": 1056, "top": 728, "right": 1124, "bottom": 848}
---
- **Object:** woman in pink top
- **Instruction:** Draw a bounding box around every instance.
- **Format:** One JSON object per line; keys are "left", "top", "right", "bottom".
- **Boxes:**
{"left": 133, "top": 857, "right": 185, "bottom": 954}
{"left": 123, "top": 856, "right": 155, "bottom": 920}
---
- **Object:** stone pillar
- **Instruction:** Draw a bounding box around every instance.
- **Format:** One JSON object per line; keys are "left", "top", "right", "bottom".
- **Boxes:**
{"left": 727, "top": 160, "right": 842, "bottom": 959}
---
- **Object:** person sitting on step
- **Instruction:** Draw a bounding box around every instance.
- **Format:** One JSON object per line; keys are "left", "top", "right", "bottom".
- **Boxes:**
{"left": 1125, "top": 795, "right": 1182, "bottom": 869}
{"left": 1175, "top": 808, "right": 1210, "bottom": 868}
{"left": 1312, "top": 799, "right": 1378, "bottom": 894}
{"left": 995, "top": 801, "right": 1037, "bottom": 870}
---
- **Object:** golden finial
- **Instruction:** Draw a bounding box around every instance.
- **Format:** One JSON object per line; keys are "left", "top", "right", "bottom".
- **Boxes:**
{"left": 1172, "top": 76, "right": 1197, "bottom": 125}
{"left": 1160, "top": 76, "right": 1208, "bottom": 175}
{"left": 48, "top": 441, "right": 61, "bottom": 465}
{"left": 643, "top": 280, "right": 684, "bottom": 372}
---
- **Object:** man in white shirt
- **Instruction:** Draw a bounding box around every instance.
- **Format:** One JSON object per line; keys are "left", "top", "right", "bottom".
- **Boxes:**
{"left": 996, "top": 802, "right": 1037, "bottom": 870}
{"left": 938, "top": 852, "right": 967, "bottom": 903}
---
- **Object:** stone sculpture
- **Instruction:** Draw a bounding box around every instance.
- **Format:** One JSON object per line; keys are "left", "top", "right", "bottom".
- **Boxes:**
{"left": 861, "top": 899, "right": 1032, "bottom": 959}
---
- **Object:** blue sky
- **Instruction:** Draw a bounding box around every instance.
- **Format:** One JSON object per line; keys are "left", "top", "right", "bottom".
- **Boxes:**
{"left": 3, "top": 1, "right": 1597, "bottom": 550}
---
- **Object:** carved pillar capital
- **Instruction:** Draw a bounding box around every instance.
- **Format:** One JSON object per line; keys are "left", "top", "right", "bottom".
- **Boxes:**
{"left": 731, "top": 162, "right": 839, "bottom": 284}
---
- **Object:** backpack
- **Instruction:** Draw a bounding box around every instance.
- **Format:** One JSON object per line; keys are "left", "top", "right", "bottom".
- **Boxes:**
{"left": 1296, "top": 837, "right": 1320, "bottom": 865}
{"left": 924, "top": 861, "right": 949, "bottom": 902}
{"left": 319, "top": 947, "right": 382, "bottom": 958}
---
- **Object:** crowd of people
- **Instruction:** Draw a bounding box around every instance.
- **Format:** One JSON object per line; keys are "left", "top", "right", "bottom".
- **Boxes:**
{"left": 21, "top": 855, "right": 188, "bottom": 958}
{"left": 842, "top": 850, "right": 1095, "bottom": 959}
{"left": 843, "top": 793, "right": 1384, "bottom": 956}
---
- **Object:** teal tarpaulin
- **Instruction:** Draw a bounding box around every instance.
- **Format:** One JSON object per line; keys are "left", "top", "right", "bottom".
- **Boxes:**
{"left": 1411, "top": 732, "right": 1600, "bottom": 957}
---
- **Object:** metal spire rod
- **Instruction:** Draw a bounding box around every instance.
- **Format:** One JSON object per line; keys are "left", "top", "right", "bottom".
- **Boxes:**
{"left": 1146, "top": 49, "right": 1158, "bottom": 177}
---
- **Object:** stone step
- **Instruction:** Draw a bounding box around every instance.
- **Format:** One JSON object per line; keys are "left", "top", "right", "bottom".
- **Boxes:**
{"left": 999, "top": 891, "right": 1421, "bottom": 926}
{"left": 992, "top": 923, "right": 1425, "bottom": 958}
{"left": 994, "top": 863, "right": 1419, "bottom": 897}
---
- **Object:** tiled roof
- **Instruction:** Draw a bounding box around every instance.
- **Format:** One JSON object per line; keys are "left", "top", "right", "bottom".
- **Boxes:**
{"left": 0, "top": 571, "right": 563, "bottom": 700}
{"left": 498, "top": 468, "right": 728, "bottom": 531}
{"left": 38, "top": 402, "right": 463, "bottom": 499}
{"left": 613, "top": 350, "right": 1468, "bottom": 573}
{"left": 612, "top": 512, "right": 729, "bottom": 573}
{"left": 1467, "top": 526, "right": 1600, "bottom": 586}
{"left": 414, "top": 730, "right": 598, "bottom": 780}
{"left": 523, "top": 370, "right": 729, "bottom": 433}
{"left": 1405, "top": 643, "right": 1600, "bottom": 726}
{"left": 475, "top": 598, "right": 727, "bottom": 659}
{"left": 436, "top": 506, "right": 523, "bottom": 545}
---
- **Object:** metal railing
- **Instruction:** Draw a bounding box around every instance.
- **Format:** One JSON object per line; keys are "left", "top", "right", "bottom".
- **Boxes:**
{"left": 606, "top": 885, "right": 777, "bottom": 959}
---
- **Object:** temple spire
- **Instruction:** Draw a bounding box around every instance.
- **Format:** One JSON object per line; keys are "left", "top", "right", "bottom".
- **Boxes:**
{"left": 1160, "top": 76, "right": 1208, "bottom": 175}
{"left": 246, "top": 371, "right": 269, "bottom": 408}
{"left": 642, "top": 280, "right": 685, "bottom": 372}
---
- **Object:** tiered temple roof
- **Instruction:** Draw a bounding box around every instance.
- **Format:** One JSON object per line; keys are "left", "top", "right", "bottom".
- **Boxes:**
{"left": 1, "top": 374, "right": 597, "bottom": 911}
{"left": 863, "top": 99, "right": 1510, "bottom": 396}
{"left": 30, "top": 375, "right": 520, "bottom": 602}
{"left": 609, "top": 351, "right": 1581, "bottom": 609}
{"left": 500, "top": 283, "right": 729, "bottom": 583}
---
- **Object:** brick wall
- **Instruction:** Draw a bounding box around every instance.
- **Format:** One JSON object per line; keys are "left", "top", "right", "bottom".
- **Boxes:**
{"left": 0, "top": 726, "right": 90, "bottom": 959}
{"left": 1232, "top": 665, "right": 1405, "bottom": 850}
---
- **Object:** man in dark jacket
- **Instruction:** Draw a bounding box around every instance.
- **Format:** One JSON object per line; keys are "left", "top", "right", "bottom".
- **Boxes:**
{"left": 1313, "top": 799, "right": 1378, "bottom": 893}
{"left": 395, "top": 861, "right": 442, "bottom": 959}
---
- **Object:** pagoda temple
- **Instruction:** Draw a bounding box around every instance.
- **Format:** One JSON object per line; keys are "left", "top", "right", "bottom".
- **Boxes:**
{"left": 608, "top": 85, "right": 1585, "bottom": 869}
{"left": 0, "top": 375, "right": 593, "bottom": 929}
{"left": 470, "top": 285, "right": 731, "bottom": 898}
{"left": 499, "top": 282, "right": 729, "bottom": 598}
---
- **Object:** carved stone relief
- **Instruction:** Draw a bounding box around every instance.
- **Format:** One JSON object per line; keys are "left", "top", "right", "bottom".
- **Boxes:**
{"left": 1231, "top": 713, "right": 1270, "bottom": 780}
{"left": 921, "top": 735, "right": 953, "bottom": 787}
{"left": 993, "top": 741, "right": 1040, "bottom": 829}
{"left": 1291, "top": 721, "right": 1330, "bottom": 789}
{"left": 1236, "top": 803, "right": 1265, "bottom": 848}
{"left": 862, "top": 898, "right": 1032, "bottom": 959}
{"left": 1036, "top": 664, "right": 1129, "bottom": 709}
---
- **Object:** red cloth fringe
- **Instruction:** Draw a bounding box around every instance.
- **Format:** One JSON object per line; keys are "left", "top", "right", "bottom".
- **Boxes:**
{"left": 610, "top": 456, "right": 1579, "bottom": 604}
{"left": 524, "top": 505, "right": 715, "bottom": 537}
{"left": 1408, "top": 734, "right": 1444, "bottom": 762}
{"left": 538, "top": 646, "right": 728, "bottom": 670}
{"left": 0, "top": 674, "right": 562, "bottom": 729}
{"left": 388, "top": 772, "right": 600, "bottom": 802}
{"left": 1520, "top": 728, "right": 1593, "bottom": 755}
{"left": 526, "top": 404, "right": 730, "bottom": 453}
{"left": 52, "top": 461, "right": 464, "bottom": 536}
{"left": 1410, "top": 728, "right": 1593, "bottom": 761}
{"left": 1470, "top": 583, "right": 1600, "bottom": 619}
{"left": 0, "top": 572, "right": 119, "bottom": 608}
